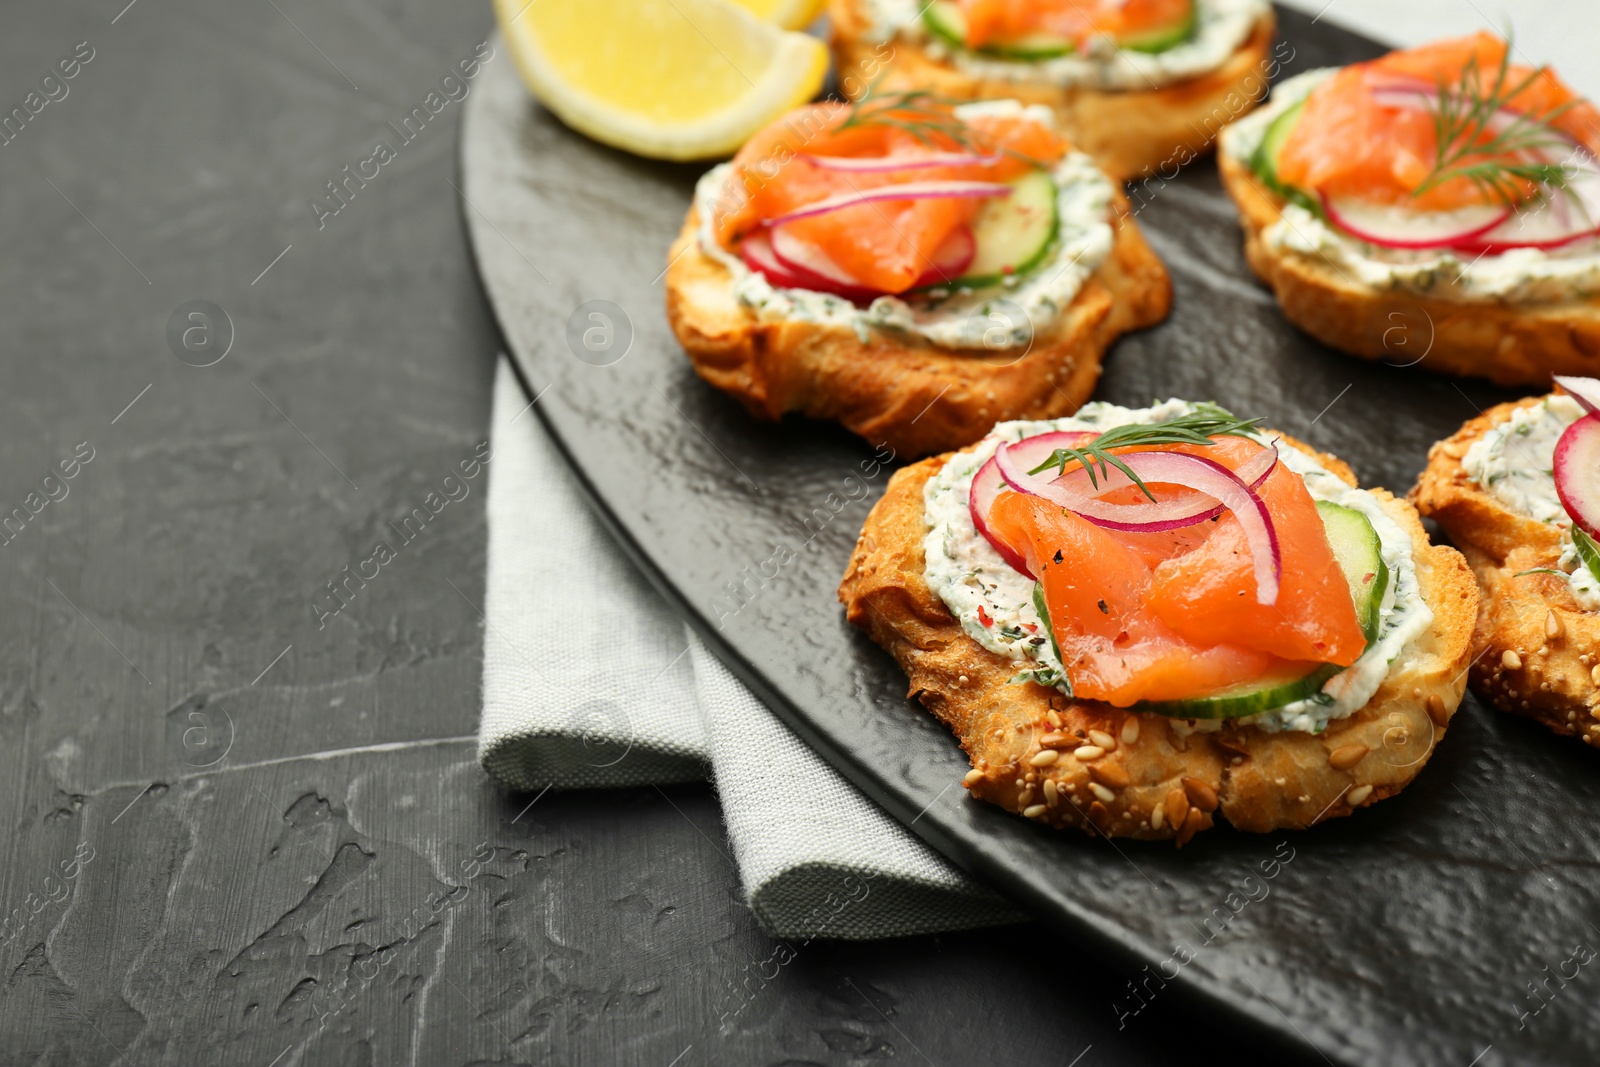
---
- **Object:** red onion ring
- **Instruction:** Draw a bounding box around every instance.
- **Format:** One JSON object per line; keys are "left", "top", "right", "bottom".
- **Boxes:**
{"left": 765, "top": 180, "right": 1012, "bottom": 228}
{"left": 994, "top": 445, "right": 1283, "bottom": 605}
{"left": 996, "top": 430, "right": 1098, "bottom": 475}
{"left": 1037, "top": 443, "right": 1278, "bottom": 530}
{"left": 993, "top": 438, "right": 1276, "bottom": 530}
{"left": 802, "top": 152, "right": 1004, "bottom": 173}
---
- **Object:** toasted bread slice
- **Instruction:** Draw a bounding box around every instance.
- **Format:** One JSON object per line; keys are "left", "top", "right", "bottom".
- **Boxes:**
{"left": 665, "top": 199, "right": 1170, "bottom": 457}
{"left": 1413, "top": 399, "right": 1600, "bottom": 742}
{"left": 840, "top": 433, "right": 1477, "bottom": 842}
{"left": 1218, "top": 150, "right": 1600, "bottom": 386}
{"left": 828, "top": 1, "right": 1277, "bottom": 182}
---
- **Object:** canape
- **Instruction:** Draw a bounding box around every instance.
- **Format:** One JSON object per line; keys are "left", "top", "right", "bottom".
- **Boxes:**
{"left": 829, "top": 0, "right": 1277, "bottom": 181}
{"left": 665, "top": 95, "right": 1170, "bottom": 457}
{"left": 840, "top": 401, "right": 1477, "bottom": 842}
{"left": 1413, "top": 376, "right": 1600, "bottom": 744}
{"left": 1219, "top": 33, "right": 1600, "bottom": 385}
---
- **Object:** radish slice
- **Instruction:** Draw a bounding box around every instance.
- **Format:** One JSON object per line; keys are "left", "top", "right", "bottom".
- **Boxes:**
{"left": 1355, "top": 84, "right": 1600, "bottom": 252}
{"left": 996, "top": 447, "right": 1284, "bottom": 605}
{"left": 767, "top": 225, "right": 882, "bottom": 298}
{"left": 1555, "top": 375, "right": 1600, "bottom": 416}
{"left": 804, "top": 152, "right": 1003, "bottom": 173}
{"left": 766, "top": 180, "right": 1011, "bottom": 227}
{"left": 747, "top": 223, "right": 978, "bottom": 299}
{"left": 740, "top": 230, "right": 826, "bottom": 292}
{"left": 1452, "top": 148, "right": 1600, "bottom": 252}
{"left": 969, "top": 455, "right": 1033, "bottom": 576}
{"left": 1554, "top": 413, "right": 1600, "bottom": 539}
{"left": 1321, "top": 194, "right": 1508, "bottom": 250}
{"left": 743, "top": 230, "right": 880, "bottom": 302}
{"left": 1037, "top": 443, "right": 1279, "bottom": 531}
{"left": 913, "top": 226, "right": 976, "bottom": 287}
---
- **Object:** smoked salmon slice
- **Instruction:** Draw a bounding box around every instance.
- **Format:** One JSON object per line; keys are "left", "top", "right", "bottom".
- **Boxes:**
{"left": 983, "top": 438, "right": 1364, "bottom": 707}
{"left": 713, "top": 98, "right": 1068, "bottom": 294}
{"left": 956, "top": 0, "right": 1194, "bottom": 51}
{"left": 1146, "top": 441, "right": 1366, "bottom": 665}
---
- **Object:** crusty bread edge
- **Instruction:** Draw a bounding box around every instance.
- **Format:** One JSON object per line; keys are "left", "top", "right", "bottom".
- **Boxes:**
{"left": 1412, "top": 397, "right": 1600, "bottom": 743}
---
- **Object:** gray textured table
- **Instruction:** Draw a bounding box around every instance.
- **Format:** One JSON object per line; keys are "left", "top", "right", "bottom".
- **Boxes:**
{"left": 0, "top": 2, "right": 1299, "bottom": 1064}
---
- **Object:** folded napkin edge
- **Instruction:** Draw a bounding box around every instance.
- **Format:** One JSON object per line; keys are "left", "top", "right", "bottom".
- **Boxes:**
{"left": 479, "top": 733, "right": 708, "bottom": 793}
{"left": 747, "top": 858, "right": 1025, "bottom": 942}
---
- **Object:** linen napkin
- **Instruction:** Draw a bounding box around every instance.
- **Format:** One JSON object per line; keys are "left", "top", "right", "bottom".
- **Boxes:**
{"left": 478, "top": 359, "right": 1021, "bottom": 939}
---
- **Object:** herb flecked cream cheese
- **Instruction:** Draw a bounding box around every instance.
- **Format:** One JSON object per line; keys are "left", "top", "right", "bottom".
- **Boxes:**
{"left": 1222, "top": 70, "right": 1600, "bottom": 304}
{"left": 1462, "top": 394, "right": 1600, "bottom": 610}
{"left": 694, "top": 103, "right": 1114, "bottom": 351}
{"left": 921, "top": 400, "right": 1434, "bottom": 734}
{"left": 860, "top": 0, "right": 1269, "bottom": 91}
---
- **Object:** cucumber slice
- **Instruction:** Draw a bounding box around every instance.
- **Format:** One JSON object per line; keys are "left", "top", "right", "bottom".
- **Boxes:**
{"left": 1133, "top": 662, "right": 1345, "bottom": 721}
{"left": 946, "top": 168, "right": 1059, "bottom": 289}
{"left": 1316, "top": 500, "right": 1389, "bottom": 644}
{"left": 925, "top": 0, "right": 1194, "bottom": 58}
{"left": 1248, "top": 99, "right": 1325, "bottom": 217}
{"left": 1250, "top": 99, "right": 1303, "bottom": 192}
{"left": 1129, "top": 500, "right": 1390, "bottom": 720}
{"left": 1573, "top": 528, "right": 1600, "bottom": 584}
{"left": 1117, "top": 1, "right": 1197, "bottom": 54}
{"left": 922, "top": 1, "right": 967, "bottom": 49}
{"left": 923, "top": 1, "right": 1075, "bottom": 60}
{"left": 1032, "top": 583, "right": 1063, "bottom": 664}
{"left": 922, "top": 1, "right": 964, "bottom": 49}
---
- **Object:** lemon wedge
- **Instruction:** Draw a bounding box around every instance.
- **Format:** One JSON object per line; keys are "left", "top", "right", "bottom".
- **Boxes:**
{"left": 727, "top": 0, "right": 829, "bottom": 30}
{"left": 494, "top": 0, "right": 828, "bottom": 161}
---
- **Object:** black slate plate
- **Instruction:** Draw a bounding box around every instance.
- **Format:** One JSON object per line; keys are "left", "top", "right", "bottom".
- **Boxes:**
{"left": 461, "top": 10, "right": 1600, "bottom": 1065}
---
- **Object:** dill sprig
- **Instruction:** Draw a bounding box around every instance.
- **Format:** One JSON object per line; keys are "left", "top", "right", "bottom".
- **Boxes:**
{"left": 834, "top": 82, "right": 1050, "bottom": 169}
{"left": 836, "top": 85, "right": 979, "bottom": 150}
{"left": 1027, "top": 404, "right": 1266, "bottom": 501}
{"left": 1573, "top": 527, "right": 1600, "bottom": 583}
{"left": 1411, "top": 38, "right": 1583, "bottom": 209}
